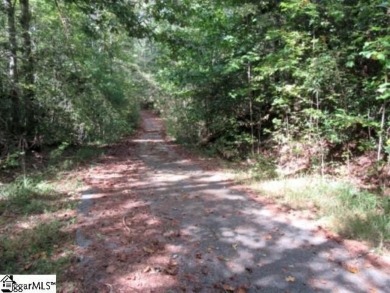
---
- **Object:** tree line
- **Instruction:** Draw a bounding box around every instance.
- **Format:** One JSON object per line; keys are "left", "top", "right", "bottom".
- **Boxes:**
{"left": 0, "top": 0, "right": 147, "bottom": 160}
{"left": 148, "top": 0, "right": 389, "bottom": 176}
{"left": 1, "top": 1, "right": 389, "bottom": 178}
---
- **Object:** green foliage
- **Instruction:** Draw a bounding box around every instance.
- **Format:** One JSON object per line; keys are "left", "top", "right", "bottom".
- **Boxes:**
{"left": 0, "top": 174, "right": 77, "bottom": 275}
{"left": 47, "top": 144, "right": 104, "bottom": 173}
{"left": 50, "top": 142, "right": 70, "bottom": 160}
{"left": 0, "top": 152, "right": 22, "bottom": 169}
{"left": 0, "top": 177, "right": 56, "bottom": 214}
{"left": 0, "top": 150, "right": 82, "bottom": 275}
{"left": 248, "top": 155, "right": 278, "bottom": 181}
{"left": 0, "top": 0, "right": 143, "bottom": 155}
{"left": 385, "top": 139, "right": 390, "bottom": 156}
{"left": 149, "top": 0, "right": 389, "bottom": 166}
{"left": 0, "top": 220, "right": 69, "bottom": 274}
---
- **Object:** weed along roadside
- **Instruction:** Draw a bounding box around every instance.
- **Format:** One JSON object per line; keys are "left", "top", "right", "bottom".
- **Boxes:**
{"left": 235, "top": 174, "right": 390, "bottom": 251}
{"left": 0, "top": 144, "right": 106, "bottom": 291}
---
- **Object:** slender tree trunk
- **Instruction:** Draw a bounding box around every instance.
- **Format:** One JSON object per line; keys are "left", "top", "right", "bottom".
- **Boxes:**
{"left": 54, "top": 0, "right": 78, "bottom": 72}
{"left": 377, "top": 75, "right": 388, "bottom": 161}
{"left": 368, "top": 109, "right": 372, "bottom": 140}
{"left": 20, "top": 0, "right": 35, "bottom": 136}
{"left": 4, "top": 0, "right": 20, "bottom": 135}
{"left": 248, "top": 62, "right": 254, "bottom": 156}
{"left": 257, "top": 112, "right": 261, "bottom": 154}
{"left": 377, "top": 102, "right": 386, "bottom": 161}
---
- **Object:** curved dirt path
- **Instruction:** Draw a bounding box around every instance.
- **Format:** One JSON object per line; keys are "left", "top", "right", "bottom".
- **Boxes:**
{"left": 72, "top": 111, "right": 389, "bottom": 293}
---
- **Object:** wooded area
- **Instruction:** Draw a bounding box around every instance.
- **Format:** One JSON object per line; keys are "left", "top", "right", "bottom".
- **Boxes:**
{"left": 1, "top": 0, "right": 144, "bottom": 154}
{"left": 1, "top": 1, "right": 389, "bottom": 286}
{"left": 1, "top": 0, "right": 389, "bottom": 183}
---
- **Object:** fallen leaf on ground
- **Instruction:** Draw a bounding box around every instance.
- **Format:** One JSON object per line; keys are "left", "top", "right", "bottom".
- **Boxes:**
{"left": 285, "top": 275, "right": 295, "bottom": 282}
{"left": 117, "top": 252, "right": 127, "bottom": 262}
{"left": 24, "top": 263, "right": 32, "bottom": 270}
{"left": 32, "top": 252, "right": 47, "bottom": 260}
{"left": 235, "top": 287, "right": 247, "bottom": 293}
{"left": 106, "top": 265, "right": 116, "bottom": 274}
{"left": 345, "top": 264, "right": 359, "bottom": 274}
{"left": 165, "top": 263, "right": 178, "bottom": 275}
{"left": 222, "top": 284, "right": 235, "bottom": 292}
{"left": 143, "top": 246, "right": 155, "bottom": 254}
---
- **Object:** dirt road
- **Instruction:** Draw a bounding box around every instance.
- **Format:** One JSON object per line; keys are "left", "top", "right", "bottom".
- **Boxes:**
{"left": 73, "top": 111, "right": 389, "bottom": 292}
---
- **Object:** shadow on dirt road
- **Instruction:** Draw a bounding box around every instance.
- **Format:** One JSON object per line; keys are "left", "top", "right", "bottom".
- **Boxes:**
{"left": 72, "top": 111, "right": 389, "bottom": 293}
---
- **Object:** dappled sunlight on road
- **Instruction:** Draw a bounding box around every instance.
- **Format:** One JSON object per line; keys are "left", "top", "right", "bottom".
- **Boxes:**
{"left": 73, "top": 111, "right": 390, "bottom": 293}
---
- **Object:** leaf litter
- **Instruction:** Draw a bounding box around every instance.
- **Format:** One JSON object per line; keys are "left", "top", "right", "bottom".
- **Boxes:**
{"left": 67, "top": 111, "right": 390, "bottom": 293}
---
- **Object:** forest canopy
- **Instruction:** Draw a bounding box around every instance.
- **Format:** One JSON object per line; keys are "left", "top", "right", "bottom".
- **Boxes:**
{"left": 1, "top": 0, "right": 389, "bottom": 178}
{"left": 0, "top": 0, "right": 146, "bottom": 153}
{"left": 148, "top": 0, "right": 389, "bottom": 175}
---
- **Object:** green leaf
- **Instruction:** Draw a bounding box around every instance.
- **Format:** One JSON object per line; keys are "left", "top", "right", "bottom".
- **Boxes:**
{"left": 360, "top": 51, "right": 373, "bottom": 59}
{"left": 375, "top": 53, "right": 386, "bottom": 61}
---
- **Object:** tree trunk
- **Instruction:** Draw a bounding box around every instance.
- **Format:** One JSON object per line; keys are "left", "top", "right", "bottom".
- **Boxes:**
{"left": 4, "top": 0, "right": 20, "bottom": 135}
{"left": 20, "top": 0, "right": 35, "bottom": 137}
{"left": 248, "top": 62, "right": 254, "bottom": 156}
{"left": 377, "top": 102, "right": 386, "bottom": 161}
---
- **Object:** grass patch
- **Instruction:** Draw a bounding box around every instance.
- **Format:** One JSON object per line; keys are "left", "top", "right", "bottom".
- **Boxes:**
{"left": 0, "top": 177, "right": 78, "bottom": 216}
{"left": 48, "top": 143, "right": 104, "bottom": 173}
{"left": 0, "top": 178, "right": 57, "bottom": 215}
{"left": 0, "top": 221, "right": 71, "bottom": 274}
{"left": 239, "top": 174, "right": 390, "bottom": 249}
{"left": 0, "top": 143, "right": 98, "bottom": 278}
{"left": 0, "top": 177, "right": 77, "bottom": 276}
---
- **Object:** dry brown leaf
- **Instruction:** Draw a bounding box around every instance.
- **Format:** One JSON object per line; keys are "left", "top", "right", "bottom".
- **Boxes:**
{"left": 217, "top": 256, "right": 226, "bottom": 261}
{"left": 24, "top": 263, "right": 32, "bottom": 270}
{"left": 31, "top": 253, "right": 41, "bottom": 260}
{"left": 345, "top": 265, "right": 359, "bottom": 274}
{"left": 235, "top": 287, "right": 247, "bottom": 293}
{"left": 117, "top": 252, "right": 127, "bottom": 262}
{"left": 285, "top": 275, "right": 295, "bottom": 282}
{"left": 222, "top": 284, "right": 235, "bottom": 292}
{"left": 165, "top": 264, "right": 178, "bottom": 275}
{"left": 106, "top": 265, "right": 116, "bottom": 274}
{"left": 143, "top": 246, "right": 155, "bottom": 254}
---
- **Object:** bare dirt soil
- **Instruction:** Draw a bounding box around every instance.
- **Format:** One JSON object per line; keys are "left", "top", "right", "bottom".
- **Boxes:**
{"left": 67, "top": 111, "right": 390, "bottom": 293}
